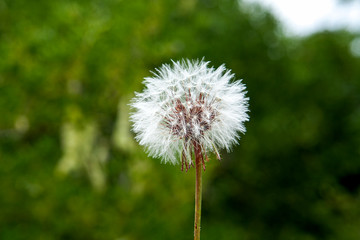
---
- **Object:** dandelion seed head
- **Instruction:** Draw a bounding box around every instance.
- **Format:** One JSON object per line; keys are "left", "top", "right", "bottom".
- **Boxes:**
{"left": 130, "top": 59, "right": 249, "bottom": 166}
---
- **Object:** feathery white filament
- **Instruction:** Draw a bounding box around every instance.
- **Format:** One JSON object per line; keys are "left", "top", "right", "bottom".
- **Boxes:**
{"left": 130, "top": 59, "right": 249, "bottom": 165}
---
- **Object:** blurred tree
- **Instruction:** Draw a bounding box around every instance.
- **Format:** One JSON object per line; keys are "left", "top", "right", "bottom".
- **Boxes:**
{"left": 206, "top": 30, "right": 360, "bottom": 239}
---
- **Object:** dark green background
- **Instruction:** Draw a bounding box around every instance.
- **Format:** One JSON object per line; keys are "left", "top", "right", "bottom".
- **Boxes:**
{"left": 1, "top": 0, "right": 360, "bottom": 239}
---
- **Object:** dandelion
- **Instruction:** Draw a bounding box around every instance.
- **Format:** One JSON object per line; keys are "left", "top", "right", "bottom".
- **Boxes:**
{"left": 130, "top": 59, "right": 249, "bottom": 240}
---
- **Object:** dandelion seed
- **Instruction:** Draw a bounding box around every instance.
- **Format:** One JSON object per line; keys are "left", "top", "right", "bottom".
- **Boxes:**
{"left": 130, "top": 59, "right": 249, "bottom": 169}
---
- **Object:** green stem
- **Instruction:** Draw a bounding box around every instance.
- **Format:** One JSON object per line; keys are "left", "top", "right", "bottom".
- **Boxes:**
{"left": 194, "top": 142, "right": 202, "bottom": 240}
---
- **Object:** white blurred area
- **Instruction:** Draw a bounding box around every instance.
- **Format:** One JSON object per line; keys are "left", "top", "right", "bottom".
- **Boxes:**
{"left": 242, "top": 0, "right": 360, "bottom": 35}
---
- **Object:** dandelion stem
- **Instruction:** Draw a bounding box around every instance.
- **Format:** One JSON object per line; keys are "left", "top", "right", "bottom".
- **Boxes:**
{"left": 194, "top": 141, "right": 202, "bottom": 240}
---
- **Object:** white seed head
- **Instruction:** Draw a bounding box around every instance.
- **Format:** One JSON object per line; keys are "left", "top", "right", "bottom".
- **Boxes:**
{"left": 130, "top": 59, "right": 249, "bottom": 165}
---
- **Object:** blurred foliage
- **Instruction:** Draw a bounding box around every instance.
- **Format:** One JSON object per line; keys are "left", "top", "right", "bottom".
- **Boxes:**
{"left": 1, "top": 0, "right": 360, "bottom": 239}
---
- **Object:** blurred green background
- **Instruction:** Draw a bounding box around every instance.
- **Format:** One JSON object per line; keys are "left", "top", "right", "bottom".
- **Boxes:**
{"left": 1, "top": 0, "right": 360, "bottom": 239}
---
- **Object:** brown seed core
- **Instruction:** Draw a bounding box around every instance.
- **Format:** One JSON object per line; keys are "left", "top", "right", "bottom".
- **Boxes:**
{"left": 162, "top": 91, "right": 218, "bottom": 171}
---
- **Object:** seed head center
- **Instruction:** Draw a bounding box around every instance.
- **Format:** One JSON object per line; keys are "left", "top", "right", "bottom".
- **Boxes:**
{"left": 164, "top": 92, "right": 217, "bottom": 141}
